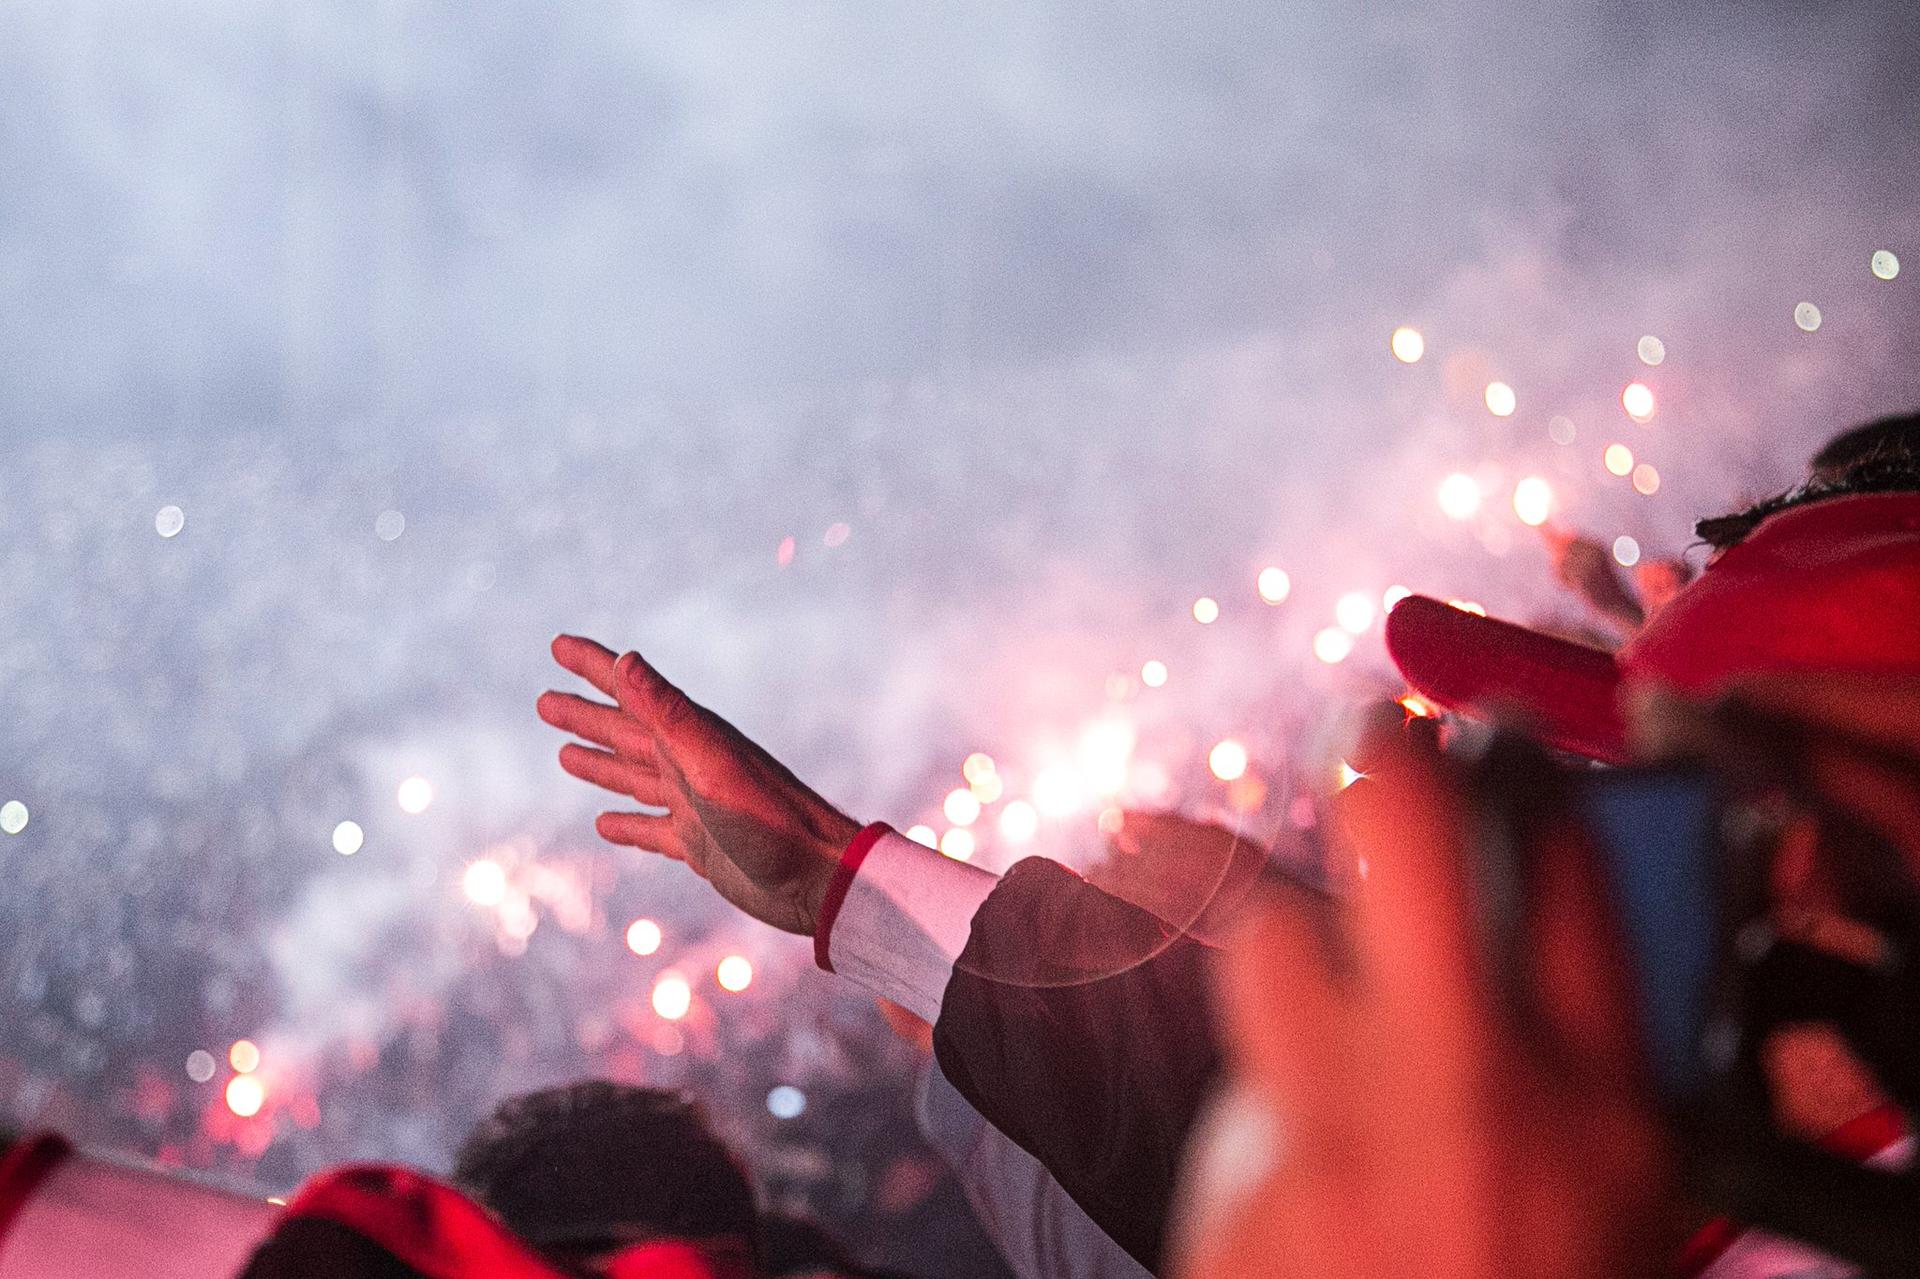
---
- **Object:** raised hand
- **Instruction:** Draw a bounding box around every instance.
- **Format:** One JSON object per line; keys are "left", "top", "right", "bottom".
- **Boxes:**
{"left": 538, "top": 635, "right": 861, "bottom": 937}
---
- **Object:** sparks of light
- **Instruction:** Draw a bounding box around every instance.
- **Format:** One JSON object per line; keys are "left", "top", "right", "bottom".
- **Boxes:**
{"left": 0, "top": 801, "right": 27, "bottom": 836}
{"left": 1613, "top": 536, "right": 1642, "bottom": 567}
{"left": 1313, "top": 627, "right": 1354, "bottom": 664}
{"left": 1604, "top": 444, "right": 1635, "bottom": 477}
{"left": 374, "top": 510, "right": 406, "bottom": 542}
{"left": 625, "top": 918, "right": 662, "bottom": 956}
{"left": 1871, "top": 250, "right": 1900, "bottom": 281}
{"left": 969, "top": 771, "right": 1004, "bottom": 803}
{"left": 1336, "top": 761, "right": 1365, "bottom": 790}
{"left": 1484, "top": 381, "right": 1517, "bottom": 417}
{"left": 1335, "top": 591, "right": 1377, "bottom": 635}
{"left": 225, "top": 1075, "right": 266, "bottom": 1119}
{"left": 768, "top": 1086, "right": 807, "bottom": 1120}
{"left": 229, "top": 1040, "right": 261, "bottom": 1074}
{"left": 1622, "top": 382, "right": 1656, "bottom": 423}
{"left": 1390, "top": 327, "right": 1425, "bottom": 363}
{"left": 1632, "top": 463, "right": 1661, "bottom": 496}
{"left": 331, "top": 820, "right": 364, "bottom": 856}
{"left": 1399, "top": 695, "right": 1436, "bottom": 718}
{"left": 1447, "top": 599, "right": 1487, "bottom": 616}
{"left": 1032, "top": 764, "right": 1083, "bottom": 818}
{"left": 999, "top": 800, "right": 1039, "bottom": 843}
{"left": 1077, "top": 719, "right": 1136, "bottom": 796}
{"left": 463, "top": 859, "right": 508, "bottom": 908}
{"left": 716, "top": 955, "right": 754, "bottom": 992}
{"left": 1437, "top": 472, "right": 1482, "bottom": 520}
{"left": 1140, "top": 659, "right": 1168, "bottom": 688}
{"left": 962, "top": 753, "right": 997, "bottom": 785}
{"left": 1192, "top": 596, "right": 1220, "bottom": 624}
{"left": 1257, "top": 566, "right": 1292, "bottom": 604}
{"left": 1636, "top": 335, "right": 1666, "bottom": 366}
{"left": 1547, "top": 415, "right": 1577, "bottom": 445}
{"left": 397, "top": 776, "right": 434, "bottom": 814}
{"left": 185, "top": 1050, "right": 216, "bottom": 1083}
{"left": 155, "top": 505, "right": 186, "bottom": 538}
{"left": 1794, "top": 302, "right": 1823, "bottom": 332}
{"left": 940, "top": 828, "right": 976, "bottom": 861}
{"left": 1512, "top": 476, "right": 1554, "bottom": 527}
{"left": 943, "top": 788, "right": 981, "bottom": 827}
{"left": 905, "top": 824, "right": 938, "bottom": 848}
{"left": 1382, "top": 584, "right": 1412, "bottom": 612}
{"left": 652, "top": 973, "right": 693, "bottom": 1020}
{"left": 1209, "top": 739, "right": 1250, "bottom": 782}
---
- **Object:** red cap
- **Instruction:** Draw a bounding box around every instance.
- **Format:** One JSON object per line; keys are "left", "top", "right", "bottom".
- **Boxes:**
{"left": 1386, "top": 492, "right": 1920, "bottom": 763}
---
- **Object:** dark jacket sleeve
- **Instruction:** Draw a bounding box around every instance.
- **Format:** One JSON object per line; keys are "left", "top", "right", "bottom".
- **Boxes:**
{"left": 930, "top": 857, "right": 1223, "bottom": 1276}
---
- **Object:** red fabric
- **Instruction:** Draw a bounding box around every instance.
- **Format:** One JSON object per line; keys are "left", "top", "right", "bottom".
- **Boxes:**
{"left": 813, "top": 822, "right": 893, "bottom": 973}
{"left": 0, "top": 1132, "right": 72, "bottom": 1258}
{"left": 602, "top": 1240, "right": 750, "bottom": 1279}
{"left": 279, "top": 1165, "right": 571, "bottom": 1279}
{"left": 1388, "top": 493, "right": 1920, "bottom": 763}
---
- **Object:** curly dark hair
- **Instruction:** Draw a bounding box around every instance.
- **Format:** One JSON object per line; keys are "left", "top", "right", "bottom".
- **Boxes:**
{"left": 1694, "top": 411, "right": 1920, "bottom": 552}
{"left": 452, "top": 1081, "right": 758, "bottom": 1261}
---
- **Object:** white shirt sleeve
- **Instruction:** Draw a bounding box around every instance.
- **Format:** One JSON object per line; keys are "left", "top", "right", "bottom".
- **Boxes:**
{"left": 825, "top": 828, "right": 999, "bottom": 1023}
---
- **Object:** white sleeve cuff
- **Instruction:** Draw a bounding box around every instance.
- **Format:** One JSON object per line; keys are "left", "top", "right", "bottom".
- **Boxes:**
{"left": 826, "top": 829, "right": 998, "bottom": 1022}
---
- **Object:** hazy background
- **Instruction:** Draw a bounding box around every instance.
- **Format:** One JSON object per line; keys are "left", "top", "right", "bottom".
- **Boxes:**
{"left": 2, "top": 0, "right": 1917, "bottom": 1265}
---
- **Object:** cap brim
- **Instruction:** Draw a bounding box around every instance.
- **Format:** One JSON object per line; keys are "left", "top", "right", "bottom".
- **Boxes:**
{"left": 1384, "top": 595, "right": 1629, "bottom": 764}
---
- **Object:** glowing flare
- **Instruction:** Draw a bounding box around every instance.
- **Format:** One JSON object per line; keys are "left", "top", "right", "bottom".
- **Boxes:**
{"left": 1437, "top": 473, "right": 1482, "bottom": 521}
{"left": 1871, "top": 250, "right": 1900, "bottom": 281}
{"left": 969, "top": 772, "right": 1004, "bottom": 804}
{"left": 1793, "top": 302, "right": 1822, "bottom": 332}
{"left": 1032, "top": 765, "right": 1083, "bottom": 818}
{"left": 1399, "top": 695, "right": 1436, "bottom": 718}
{"left": 1512, "top": 476, "right": 1553, "bottom": 527}
{"left": 155, "top": 505, "right": 186, "bottom": 538}
{"left": 1382, "top": 585, "right": 1412, "bottom": 612}
{"left": 768, "top": 1086, "right": 806, "bottom": 1119}
{"left": 1312, "top": 627, "right": 1354, "bottom": 664}
{"left": 186, "top": 1050, "right": 216, "bottom": 1084}
{"left": 999, "top": 801, "right": 1039, "bottom": 843}
{"left": 397, "top": 776, "right": 433, "bottom": 815}
{"left": 1192, "top": 596, "right": 1220, "bottom": 624}
{"left": 1448, "top": 600, "right": 1487, "bottom": 616}
{"left": 716, "top": 955, "right": 753, "bottom": 992}
{"left": 625, "top": 918, "right": 662, "bottom": 956}
{"left": 1209, "top": 740, "right": 1249, "bottom": 782}
{"left": 331, "top": 821, "right": 364, "bottom": 856}
{"left": 1613, "top": 536, "right": 1642, "bottom": 567}
{"left": 943, "top": 788, "right": 982, "bottom": 827}
{"left": 1632, "top": 463, "right": 1661, "bottom": 496}
{"left": 229, "top": 1040, "right": 261, "bottom": 1074}
{"left": 1140, "top": 659, "right": 1168, "bottom": 688}
{"left": 1335, "top": 591, "right": 1376, "bottom": 635}
{"left": 652, "top": 973, "right": 692, "bottom": 1020}
{"left": 962, "top": 753, "right": 997, "bottom": 785}
{"left": 1337, "top": 761, "right": 1365, "bottom": 790}
{"left": 1484, "top": 382, "right": 1517, "bottom": 417}
{"left": 463, "top": 860, "right": 508, "bottom": 907}
{"left": 1604, "top": 444, "right": 1635, "bottom": 477}
{"left": 1390, "top": 327, "right": 1425, "bottom": 363}
{"left": 1257, "top": 567, "right": 1291, "bottom": 603}
{"left": 1622, "top": 382, "right": 1656, "bottom": 423}
{"left": 940, "top": 828, "right": 976, "bottom": 861}
{"left": 1077, "top": 720, "right": 1135, "bottom": 796}
{"left": 0, "top": 801, "right": 28, "bottom": 836}
{"left": 905, "top": 824, "right": 938, "bottom": 847}
{"left": 1636, "top": 335, "right": 1666, "bottom": 366}
{"left": 225, "top": 1075, "right": 266, "bottom": 1118}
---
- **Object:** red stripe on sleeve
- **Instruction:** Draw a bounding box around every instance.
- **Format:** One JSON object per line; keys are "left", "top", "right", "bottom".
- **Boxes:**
{"left": 814, "top": 822, "right": 893, "bottom": 974}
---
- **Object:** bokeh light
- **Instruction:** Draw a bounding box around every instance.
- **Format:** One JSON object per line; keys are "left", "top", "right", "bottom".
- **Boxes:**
{"left": 1382, "top": 584, "right": 1412, "bottom": 611}
{"left": 1334, "top": 591, "right": 1376, "bottom": 634}
{"left": 1632, "top": 463, "right": 1661, "bottom": 495}
{"left": 331, "top": 820, "right": 364, "bottom": 856}
{"left": 998, "top": 801, "right": 1038, "bottom": 843}
{"left": 943, "top": 788, "right": 981, "bottom": 827}
{"left": 397, "top": 776, "right": 433, "bottom": 814}
{"left": 1604, "top": 443, "right": 1635, "bottom": 476}
{"left": 1032, "top": 765, "right": 1082, "bottom": 818}
{"left": 651, "top": 973, "right": 692, "bottom": 1020}
{"left": 1140, "top": 659, "right": 1168, "bottom": 688}
{"left": 905, "top": 824, "right": 938, "bottom": 847}
{"left": 185, "top": 1050, "right": 216, "bottom": 1083}
{"left": 1484, "top": 381, "right": 1517, "bottom": 417}
{"left": 1256, "top": 566, "right": 1291, "bottom": 603}
{"left": 969, "top": 771, "right": 1004, "bottom": 804}
{"left": 1390, "top": 326, "right": 1425, "bottom": 363}
{"left": 1191, "top": 596, "right": 1220, "bottom": 624}
{"left": 1547, "top": 415, "right": 1577, "bottom": 445}
{"left": 768, "top": 1086, "right": 807, "bottom": 1120}
{"left": 716, "top": 955, "right": 754, "bottom": 992}
{"left": 1636, "top": 335, "right": 1666, "bottom": 365}
{"left": 1613, "top": 535, "right": 1642, "bottom": 567}
{"left": 1621, "top": 381, "right": 1656, "bottom": 422}
{"left": 939, "top": 828, "right": 976, "bottom": 861}
{"left": 225, "top": 1075, "right": 266, "bottom": 1118}
{"left": 625, "top": 918, "right": 662, "bottom": 956}
{"left": 230, "top": 1039, "right": 261, "bottom": 1073}
{"left": 0, "top": 801, "right": 27, "bottom": 836}
{"left": 374, "top": 510, "right": 406, "bottom": 541}
{"left": 1871, "top": 249, "right": 1900, "bottom": 280}
{"left": 1313, "top": 627, "right": 1354, "bottom": 664}
{"left": 1512, "top": 476, "right": 1553, "bottom": 526}
{"left": 1208, "top": 739, "right": 1249, "bottom": 781}
{"left": 463, "top": 859, "right": 508, "bottom": 907}
{"left": 154, "top": 505, "right": 186, "bottom": 538}
{"left": 1794, "top": 301, "right": 1823, "bottom": 332}
{"left": 962, "top": 753, "right": 996, "bottom": 785}
{"left": 1437, "top": 472, "right": 1482, "bottom": 520}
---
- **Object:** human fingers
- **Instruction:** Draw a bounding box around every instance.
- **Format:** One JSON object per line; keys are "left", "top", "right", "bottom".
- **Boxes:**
{"left": 613, "top": 652, "right": 747, "bottom": 787}
{"left": 594, "top": 811, "right": 686, "bottom": 859}
{"left": 551, "top": 634, "right": 623, "bottom": 700}
{"left": 536, "top": 691, "right": 657, "bottom": 760}
{"left": 558, "top": 743, "right": 670, "bottom": 807}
